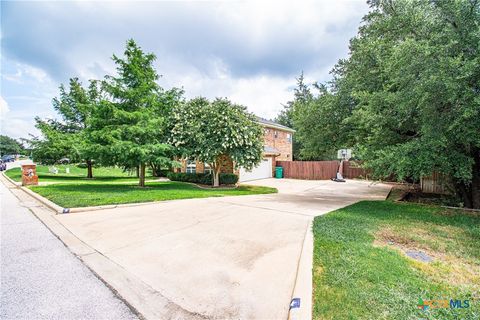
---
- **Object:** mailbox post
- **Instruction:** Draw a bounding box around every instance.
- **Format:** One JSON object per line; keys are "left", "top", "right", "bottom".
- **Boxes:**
{"left": 21, "top": 164, "right": 38, "bottom": 186}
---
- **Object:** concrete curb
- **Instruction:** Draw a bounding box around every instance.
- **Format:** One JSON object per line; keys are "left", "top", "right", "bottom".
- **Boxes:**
{"left": 0, "top": 173, "right": 185, "bottom": 214}
{"left": 288, "top": 219, "right": 313, "bottom": 320}
{"left": 20, "top": 185, "right": 65, "bottom": 213}
{"left": 1, "top": 172, "right": 65, "bottom": 214}
{"left": 1, "top": 171, "right": 22, "bottom": 187}
{"left": 67, "top": 201, "right": 169, "bottom": 213}
{"left": 1, "top": 172, "right": 199, "bottom": 320}
{"left": 0, "top": 173, "right": 144, "bottom": 319}
{"left": 2, "top": 172, "right": 279, "bottom": 214}
{"left": 0, "top": 172, "right": 171, "bottom": 214}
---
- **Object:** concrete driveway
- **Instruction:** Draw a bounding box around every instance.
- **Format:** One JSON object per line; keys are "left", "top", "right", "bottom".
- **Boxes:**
{"left": 52, "top": 178, "right": 390, "bottom": 319}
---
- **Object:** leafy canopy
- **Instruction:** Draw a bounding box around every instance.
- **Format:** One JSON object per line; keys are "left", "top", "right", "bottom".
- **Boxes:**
{"left": 170, "top": 97, "right": 264, "bottom": 172}
{"left": 291, "top": 0, "right": 480, "bottom": 207}
{"left": 275, "top": 72, "right": 312, "bottom": 160}
{"left": 31, "top": 78, "right": 99, "bottom": 165}
{"left": 88, "top": 39, "right": 181, "bottom": 174}
{"left": 0, "top": 135, "right": 24, "bottom": 156}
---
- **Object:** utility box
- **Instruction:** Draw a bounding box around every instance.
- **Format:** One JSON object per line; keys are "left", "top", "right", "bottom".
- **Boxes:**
{"left": 22, "top": 164, "right": 38, "bottom": 186}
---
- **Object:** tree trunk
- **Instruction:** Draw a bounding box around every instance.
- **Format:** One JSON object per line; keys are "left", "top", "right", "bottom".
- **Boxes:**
{"left": 213, "top": 169, "right": 220, "bottom": 187}
{"left": 86, "top": 159, "right": 93, "bottom": 179}
{"left": 150, "top": 163, "right": 158, "bottom": 177}
{"left": 454, "top": 149, "right": 480, "bottom": 209}
{"left": 455, "top": 182, "right": 473, "bottom": 208}
{"left": 136, "top": 166, "right": 140, "bottom": 178}
{"left": 139, "top": 163, "right": 146, "bottom": 187}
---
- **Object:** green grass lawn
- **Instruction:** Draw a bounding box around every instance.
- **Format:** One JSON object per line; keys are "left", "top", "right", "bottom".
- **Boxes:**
{"left": 29, "top": 181, "right": 277, "bottom": 208}
{"left": 313, "top": 201, "right": 479, "bottom": 320}
{"left": 5, "top": 165, "right": 152, "bottom": 184}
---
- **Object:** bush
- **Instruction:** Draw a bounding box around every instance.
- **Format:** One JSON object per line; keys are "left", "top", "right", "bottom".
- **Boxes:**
{"left": 219, "top": 173, "right": 238, "bottom": 184}
{"left": 158, "top": 169, "right": 171, "bottom": 177}
{"left": 166, "top": 172, "right": 238, "bottom": 185}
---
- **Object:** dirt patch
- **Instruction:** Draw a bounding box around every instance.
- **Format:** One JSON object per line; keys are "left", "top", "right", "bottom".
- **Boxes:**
{"left": 373, "top": 227, "right": 479, "bottom": 286}
{"left": 314, "top": 265, "right": 324, "bottom": 277}
{"left": 374, "top": 227, "right": 420, "bottom": 249}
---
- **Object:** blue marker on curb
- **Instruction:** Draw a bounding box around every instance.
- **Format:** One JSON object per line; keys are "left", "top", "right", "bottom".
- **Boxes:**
{"left": 62, "top": 208, "right": 70, "bottom": 214}
{"left": 290, "top": 298, "right": 301, "bottom": 310}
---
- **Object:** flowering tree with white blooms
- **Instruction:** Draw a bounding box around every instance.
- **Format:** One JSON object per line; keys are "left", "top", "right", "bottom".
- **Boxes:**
{"left": 170, "top": 97, "right": 263, "bottom": 187}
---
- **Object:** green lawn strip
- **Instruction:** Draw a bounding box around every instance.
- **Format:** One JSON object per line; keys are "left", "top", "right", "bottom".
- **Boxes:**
{"left": 29, "top": 181, "right": 277, "bottom": 208}
{"left": 5, "top": 165, "right": 154, "bottom": 184}
{"left": 313, "top": 201, "right": 479, "bottom": 320}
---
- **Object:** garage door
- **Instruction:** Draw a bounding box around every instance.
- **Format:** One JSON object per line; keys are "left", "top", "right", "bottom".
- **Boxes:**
{"left": 239, "top": 158, "right": 273, "bottom": 182}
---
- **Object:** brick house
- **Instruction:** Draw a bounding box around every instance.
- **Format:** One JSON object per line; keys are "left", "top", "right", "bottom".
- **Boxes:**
{"left": 179, "top": 117, "right": 295, "bottom": 182}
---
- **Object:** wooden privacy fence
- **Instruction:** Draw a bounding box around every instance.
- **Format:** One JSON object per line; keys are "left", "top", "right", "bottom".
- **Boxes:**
{"left": 343, "top": 161, "right": 370, "bottom": 179}
{"left": 276, "top": 160, "right": 369, "bottom": 180}
{"left": 420, "top": 172, "right": 452, "bottom": 194}
{"left": 276, "top": 161, "right": 339, "bottom": 180}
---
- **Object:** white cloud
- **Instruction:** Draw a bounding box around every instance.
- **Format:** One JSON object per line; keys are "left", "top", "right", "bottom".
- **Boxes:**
{"left": 1, "top": 117, "right": 39, "bottom": 139}
{"left": 0, "top": 96, "right": 11, "bottom": 119}
{"left": 169, "top": 72, "right": 293, "bottom": 119}
{"left": 2, "top": 0, "right": 370, "bottom": 137}
{"left": 0, "top": 96, "right": 38, "bottom": 138}
{"left": 2, "top": 63, "right": 50, "bottom": 84}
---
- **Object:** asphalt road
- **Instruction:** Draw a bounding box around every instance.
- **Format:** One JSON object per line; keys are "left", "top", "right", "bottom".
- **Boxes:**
{"left": 0, "top": 168, "right": 138, "bottom": 320}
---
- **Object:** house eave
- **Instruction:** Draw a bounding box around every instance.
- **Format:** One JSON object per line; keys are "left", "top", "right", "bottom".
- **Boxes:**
{"left": 257, "top": 122, "right": 296, "bottom": 133}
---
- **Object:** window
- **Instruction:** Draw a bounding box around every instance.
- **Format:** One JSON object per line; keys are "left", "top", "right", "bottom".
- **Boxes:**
{"left": 287, "top": 133, "right": 292, "bottom": 143}
{"left": 186, "top": 160, "right": 196, "bottom": 174}
{"left": 274, "top": 131, "right": 278, "bottom": 138}
{"left": 204, "top": 163, "right": 213, "bottom": 174}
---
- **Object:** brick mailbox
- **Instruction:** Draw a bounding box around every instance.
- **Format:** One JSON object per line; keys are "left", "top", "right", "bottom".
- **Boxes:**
{"left": 21, "top": 164, "right": 38, "bottom": 186}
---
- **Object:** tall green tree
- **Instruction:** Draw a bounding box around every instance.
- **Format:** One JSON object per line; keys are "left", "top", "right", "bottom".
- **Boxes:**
{"left": 275, "top": 72, "right": 312, "bottom": 159}
{"left": 30, "top": 120, "right": 77, "bottom": 164}
{"left": 293, "top": 83, "right": 351, "bottom": 160}
{"left": 296, "top": 0, "right": 480, "bottom": 208}
{"left": 0, "top": 135, "right": 24, "bottom": 156}
{"left": 170, "top": 97, "right": 263, "bottom": 187}
{"left": 88, "top": 39, "right": 179, "bottom": 187}
{"left": 32, "top": 78, "right": 99, "bottom": 177}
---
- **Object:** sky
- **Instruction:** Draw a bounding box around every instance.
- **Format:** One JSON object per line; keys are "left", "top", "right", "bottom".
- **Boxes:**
{"left": 1, "top": 0, "right": 369, "bottom": 140}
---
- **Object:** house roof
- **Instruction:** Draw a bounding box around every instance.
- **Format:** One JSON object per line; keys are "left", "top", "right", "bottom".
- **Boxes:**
{"left": 256, "top": 117, "right": 295, "bottom": 133}
{"left": 263, "top": 145, "right": 281, "bottom": 155}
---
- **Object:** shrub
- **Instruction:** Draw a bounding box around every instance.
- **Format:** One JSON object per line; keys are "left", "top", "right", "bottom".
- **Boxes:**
{"left": 219, "top": 173, "right": 238, "bottom": 185}
{"left": 166, "top": 172, "right": 238, "bottom": 185}
{"left": 159, "top": 169, "right": 171, "bottom": 177}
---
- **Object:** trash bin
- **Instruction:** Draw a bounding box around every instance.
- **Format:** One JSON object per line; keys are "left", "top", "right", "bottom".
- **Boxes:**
{"left": 275, "top": 166, "right": 283, "bottom": 179}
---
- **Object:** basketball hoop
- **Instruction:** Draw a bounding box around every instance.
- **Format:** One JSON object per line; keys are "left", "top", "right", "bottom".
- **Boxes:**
{"left": 337, "top": 149, "right": 352, "bottom": 161}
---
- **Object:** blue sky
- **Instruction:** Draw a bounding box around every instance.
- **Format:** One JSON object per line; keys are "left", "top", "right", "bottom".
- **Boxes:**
{"left": 1, "top": 0, "right": 369, "bottom": 139}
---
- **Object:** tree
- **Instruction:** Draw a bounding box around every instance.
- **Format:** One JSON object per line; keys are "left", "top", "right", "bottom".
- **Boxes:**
{"left": 275, "top": 72, "right": 313, "bottom": 159}
{"left": 297, "top": 0, "right": 480, "bottom": 208}
{"left": 292, "top": 82, "right": 351, "bottom": 160}
{"left": 54, "top": 78, "right": 100, "bottom": 178}
{"left": 32, "top": 78, "right": 100, "bottom": 177}
{"left": 170, "top": 97, "right": 264, "bottom": 187}
{"left": 0, "top": 135, "right": 24, "bottom": 156}
{"left": 88, "top": 39, "right": 179, "bottom": 187}
{"left": 30, "top": 120, "right": 78, "bottom": 164}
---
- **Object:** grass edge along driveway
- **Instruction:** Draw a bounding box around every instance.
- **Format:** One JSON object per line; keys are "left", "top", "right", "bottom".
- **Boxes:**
{"left": 312, "top": 200, "right": 479, "bottom": 320}
{"left": 5, "top": 165, "right": 152, "bottom": 184}
{"left": 29, "top": 181, "right": 277, "bottom": 208}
